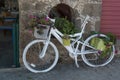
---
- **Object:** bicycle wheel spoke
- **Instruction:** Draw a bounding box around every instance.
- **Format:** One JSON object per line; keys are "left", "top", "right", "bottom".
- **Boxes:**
{"left": 81, "top": 34, "right": 115, "bottom": 67}
{"left": 23, "top": 40, "right": 59, "bottom": 73}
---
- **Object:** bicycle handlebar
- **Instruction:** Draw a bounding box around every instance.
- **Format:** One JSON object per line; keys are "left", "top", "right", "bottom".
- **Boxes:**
{"left": 46, "top": 15, "right": 90, "bottom": 23}
{"left": 46, "top": 15, "right": 90, "bottom": 38}
{"left": 86, "top": 15, "right": 90, "bottom": 21}
{"left": 69, "top": 33, "right": 82, "bottom": 37}
{"left": 69, "top": 15, "right": 90, "bottom": 37}
{"left": 46, "top": 15, "right": 55, "bottom": 23}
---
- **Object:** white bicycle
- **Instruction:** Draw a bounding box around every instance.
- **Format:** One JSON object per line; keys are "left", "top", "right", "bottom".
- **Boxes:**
{"left": 23, "top": 15, "right": 115, "bottom": 73}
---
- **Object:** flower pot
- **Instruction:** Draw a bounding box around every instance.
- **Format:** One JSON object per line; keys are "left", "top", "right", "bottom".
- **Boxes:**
{"left": 90, "top": 37, "right": 112, "bottom": 58}
{"left": 62, "top": 38, "right": 70, "bottom": 46}
{"left": 34, "top": 26, "right": 50, "bottom": 39}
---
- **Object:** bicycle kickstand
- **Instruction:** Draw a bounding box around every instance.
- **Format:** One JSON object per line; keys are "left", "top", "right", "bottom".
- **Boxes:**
{"left": 74, "top": 55, "right": 79, "bottom": 68}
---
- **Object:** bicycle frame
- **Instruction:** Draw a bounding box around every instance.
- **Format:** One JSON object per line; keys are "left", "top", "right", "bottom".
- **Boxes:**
{"left": 39, "top": 15, "right": 98, "bottom": 67}
{"left": 23, "top": 15, "right": 115, "bottom": 73}
{"left": 46, "top": 15, "right": 96, "bottom": 55}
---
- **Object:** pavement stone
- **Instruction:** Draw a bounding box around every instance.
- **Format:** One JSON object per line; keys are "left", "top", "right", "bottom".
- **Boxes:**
{"left": 0, "top": 57, "right": 120, "bottom": 80}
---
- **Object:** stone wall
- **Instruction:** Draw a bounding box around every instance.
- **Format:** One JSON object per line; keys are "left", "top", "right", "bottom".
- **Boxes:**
{"left": 19, "top": 0, "right": 102, "bottom": 65}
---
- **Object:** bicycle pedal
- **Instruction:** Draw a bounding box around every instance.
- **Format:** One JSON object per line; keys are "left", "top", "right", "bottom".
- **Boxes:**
{"left": 30, "top": 63, "right": 36, "bottom": 67}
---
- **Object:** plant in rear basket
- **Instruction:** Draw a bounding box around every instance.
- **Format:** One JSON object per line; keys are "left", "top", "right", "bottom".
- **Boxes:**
{"left": 55, "top": 17, "right": 77, "bottom": 46}
{"left": 90, "top": 32, "right": 116, "bottom": 58}
{"left": 28, "top": 14, "right": 51, "bottom": 34}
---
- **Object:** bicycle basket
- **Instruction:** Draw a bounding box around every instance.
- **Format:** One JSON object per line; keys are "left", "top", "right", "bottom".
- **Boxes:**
{"left": 34, "top": 24, "right": 50, "bottom": 39}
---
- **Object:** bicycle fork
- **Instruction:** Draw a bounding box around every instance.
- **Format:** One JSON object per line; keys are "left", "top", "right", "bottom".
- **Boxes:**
{"left": 39, "top": 40, "right": 49, "bottom": 59}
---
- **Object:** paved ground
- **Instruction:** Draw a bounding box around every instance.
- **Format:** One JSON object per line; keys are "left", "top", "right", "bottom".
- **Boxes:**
{"left": 0, "top": 56, "right": 120, "bottom": 80}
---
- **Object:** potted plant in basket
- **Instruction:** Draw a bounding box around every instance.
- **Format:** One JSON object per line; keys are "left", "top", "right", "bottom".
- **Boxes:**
{"left": 90, "top": 31, "right": 116, "bottom": 58}
{"left": 28, "top": 14, "right": 51, "bottom": 34}
{"left": 55, "top": 17, "right": 77, "bottom": 46}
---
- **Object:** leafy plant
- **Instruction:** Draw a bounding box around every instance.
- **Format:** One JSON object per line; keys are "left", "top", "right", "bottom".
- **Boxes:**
{"left": 55, "top": 17, "right": 77, "bottom": 38}
{"left": 106, "top": 32, "right": 116, "bottom": 44}
{"left": 90, "top": 37, "right": 111, "bottom": 58}
{"left": 90, "top": 31, "right": 116, "bottom": 58}
{"left": 90, "top": 31, "right": 116, "bottom": 45}
{"left": 28, "top": 14, "right": 51, "bottom": 29}
{"left": 27, "top": 14, "right": 51, "bottom": 34}
{"left": 54, "top": 17, "right": 78, "bottom": 46}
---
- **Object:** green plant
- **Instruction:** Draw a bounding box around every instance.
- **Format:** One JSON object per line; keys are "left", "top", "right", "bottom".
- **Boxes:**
{"left": 90, "top": 31, "right": 116, "bottom": 45}
{"left": 28, "top": 14, "right": 51, "bottom": 29}
{"left": 27, "top": 14, "right": 51, "bottom": 34}
{"left": 90, "top": 31, "right": 116, "bottom": 58}
{"left": 106, "top": 32, "right": 116, "bottom": 44}
{"left": 54, "top": 17, "right": 78, "bottom": 46}
{"left": 55, "top": 17, "right": 77, "bottom": 37}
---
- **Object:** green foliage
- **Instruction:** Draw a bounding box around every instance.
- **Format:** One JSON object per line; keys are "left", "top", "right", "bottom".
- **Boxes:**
{"left": 90, "top": 38, "right": 106, "bottom": 51}
{"left": 55, "top": 17, "right": 77, "bottom": 35}
{"left": 106, "top": 32, "right": 116, "bottom": 44}
{"left": 90, "top": 31, "right": 116, "bottom": 45}
{"left": 28, "top": 14, "right": 51, "bottom": 29}
{"left": 27, "top": 14, "right": 51, "bottom": 35}
{"left": 90, "top": 37, "right": 113, "bottom": 58}
{"left": 90, "top": 32, "right": 116, "bottom": 58}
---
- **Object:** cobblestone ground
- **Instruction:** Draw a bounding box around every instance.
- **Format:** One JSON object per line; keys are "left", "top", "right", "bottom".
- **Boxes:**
{"left": 0, "top": 56, "right": 120, "bottom": 80}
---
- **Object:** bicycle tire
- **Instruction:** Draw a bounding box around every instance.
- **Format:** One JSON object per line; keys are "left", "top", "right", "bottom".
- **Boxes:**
{"left": 81, "top": 34, "right": 115, "bottom": 67}
{"left": 23, "top": 40, "right": 59, "bottom": 73}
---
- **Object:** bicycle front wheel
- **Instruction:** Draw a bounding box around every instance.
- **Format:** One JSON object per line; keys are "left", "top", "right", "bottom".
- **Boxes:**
{"left": 81, "top": 34, "right": 115, "bottom": 67}
{"left": 23, "top": 40, "right": 59, "bottom": 73}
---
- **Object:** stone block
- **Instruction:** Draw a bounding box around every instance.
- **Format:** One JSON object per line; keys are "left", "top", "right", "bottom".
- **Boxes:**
{"left": 95, "top": 21, "right": 100, "bottom": 32}
{"left": 82, "top": 4, "right": 101, "bottom": 17}
{"left": 20, "top": 3, "right": 35, "bottom": 11}
{"left": 35, "top": 2, "right": 47, "bottom": 11}
{"left": 89, "top": 0, "right": 101, "bottom": 2}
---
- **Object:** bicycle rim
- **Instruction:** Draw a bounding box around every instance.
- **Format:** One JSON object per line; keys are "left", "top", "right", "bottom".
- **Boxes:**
{"left": 23, "top": 40, "right": 59, "bottom": 73}
{"left": 81, "top": 34, "right": 115, "bottom": 67}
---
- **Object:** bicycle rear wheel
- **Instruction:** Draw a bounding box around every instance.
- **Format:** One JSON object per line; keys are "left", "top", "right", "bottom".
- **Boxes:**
{"left": 23, "top": 40, "right": 59, "bottom": 73}
{"left": 81, "top": 34, "right": 115, "bottom": 67}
